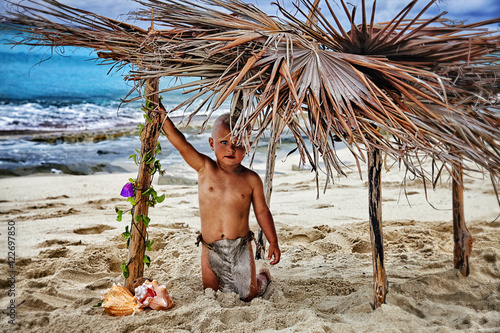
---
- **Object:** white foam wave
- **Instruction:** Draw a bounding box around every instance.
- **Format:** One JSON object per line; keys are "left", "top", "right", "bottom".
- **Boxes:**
{"left": 0, "top": 99, "right": 230, "bottom": 132}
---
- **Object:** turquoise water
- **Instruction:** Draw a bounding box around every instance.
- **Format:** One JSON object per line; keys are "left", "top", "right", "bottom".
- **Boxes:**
{"left": 0, "top": 30, "right": 211, "bottom": 131}
{"left": 0, "top": 30, "right": 227, "bottom": 175}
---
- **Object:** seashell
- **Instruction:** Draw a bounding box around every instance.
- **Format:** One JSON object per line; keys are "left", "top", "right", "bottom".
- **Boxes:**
{"left": 129, "top": 277, "right": 152, "bottom": 292}
{"left": 101, "top": 283, "right": 143, "bottom": 317}
{"left": 135, "top": 280, "right": 175, "bottom": 311}
{"left": 147, "top": 281, "right": 175, "bottom": 311}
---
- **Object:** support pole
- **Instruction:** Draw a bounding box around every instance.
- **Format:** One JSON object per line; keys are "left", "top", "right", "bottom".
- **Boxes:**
{"left": 125, "top": 78, "right": 161, "bottom": 292}
{"left": 452, "top": 162, "right": 472, "bottom": 277}
{"left": 256, "top": 117, "right": 281, "bottom": 259}
{"left": 368, "top": 147, "right": 388, "bottom": 308}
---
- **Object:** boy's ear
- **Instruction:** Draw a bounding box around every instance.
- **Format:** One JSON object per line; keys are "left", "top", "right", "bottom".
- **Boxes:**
{"left": 209, "top": 137, "right": 214, "bottom": 151}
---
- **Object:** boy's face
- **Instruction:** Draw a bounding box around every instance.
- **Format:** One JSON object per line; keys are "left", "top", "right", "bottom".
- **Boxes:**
{"left": 209, "top": 124, "right": 247, "bottom": 166}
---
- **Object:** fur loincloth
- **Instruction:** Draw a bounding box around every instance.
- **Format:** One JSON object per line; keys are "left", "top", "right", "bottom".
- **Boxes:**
{"left": 196, "top": 232, "right": 255, "bottom": 299}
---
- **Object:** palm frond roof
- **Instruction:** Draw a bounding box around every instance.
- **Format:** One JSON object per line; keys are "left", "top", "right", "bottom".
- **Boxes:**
{"left": 2, "top": 0, "right": 500, "bottom": 185}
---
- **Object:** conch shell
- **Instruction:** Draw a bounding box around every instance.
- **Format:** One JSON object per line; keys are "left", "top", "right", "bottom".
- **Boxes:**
{"left": 135, "top": 280, "right": 175, "bottom": 311}
{"left": 101, "top": 283, "right": 143, "bottom": 317}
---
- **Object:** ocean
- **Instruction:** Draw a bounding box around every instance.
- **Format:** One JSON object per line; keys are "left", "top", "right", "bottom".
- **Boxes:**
{"left": 0, "top": 30, "right": 236, "bottom": 177}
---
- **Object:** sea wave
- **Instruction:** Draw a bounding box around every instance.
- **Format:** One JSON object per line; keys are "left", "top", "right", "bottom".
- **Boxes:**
{"left": 0, "top": 99, "right": 223, "bottom": 133}
{"left": 0, "top": 31, "right": 233, "bottom": 176}
{"left": 0, "top": 100, "right": 143, "bottom": 132}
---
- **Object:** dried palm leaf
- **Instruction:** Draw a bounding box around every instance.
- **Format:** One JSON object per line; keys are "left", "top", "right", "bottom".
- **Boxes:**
{"left": 1, "top": 0, "right": 499, "bottom": 189}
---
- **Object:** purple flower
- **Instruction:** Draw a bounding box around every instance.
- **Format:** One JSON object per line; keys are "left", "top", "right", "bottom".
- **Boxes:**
{"left": 120, "top": 182, "right": 134, "bottom": 198}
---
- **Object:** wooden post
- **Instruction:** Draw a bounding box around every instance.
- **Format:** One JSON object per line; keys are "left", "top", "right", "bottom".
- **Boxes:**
{"left": 256, "top": 117, "right": 281, "bottom": 259}
{"left": 125, "top": 78, "right": 161, "bottom": 292}
{"left": 452, "top": 161, "right": 472, "bottom": 277}
{"left": 368, "top": 147, "right": 388, "bottom": 308}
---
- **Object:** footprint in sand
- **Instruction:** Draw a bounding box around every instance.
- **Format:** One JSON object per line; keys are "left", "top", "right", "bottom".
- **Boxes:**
{"left": 39, "top": 247, "right": 70, "bottom": 259}
{"left": 17, "top": 208, "right": 81, "bottom": 221}
{"left": 73, "top": 225, "right": 115, "bottom": 235}
{"left": 314, "top": 203, "right": 334, "bottom": 209}
{"left": 164, "top": 222, "right": 190, "bottom": 229}
{"left": 21, "top": 298, "right": 57, "bottom": 312}
{"left": 280, "top": 226, "right": 325, "bottom": 243}
{"left": 28, "top": 202, "right": 67, "bottom": 209}
{"left": 282, "top": 277, "right": 357, "bottom": 300}
{"left": 86, "top": 198, "right": 122, "bottom": 210}
{"left": 25, "top": 267, "right": 56, "bottom": 279}
{"left": 38, "top": 239, "right": 83, "bottom": 247}
{"left": 46, "top": 195, "right": 70, "bottom": 200}
{"left": 351, "top": 239, "right": 371, "bottom": 254}
{"left": 0, "top": 208, "right": 23, "bottom": 215}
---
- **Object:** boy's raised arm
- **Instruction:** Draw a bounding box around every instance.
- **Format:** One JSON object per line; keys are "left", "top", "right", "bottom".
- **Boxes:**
{"left": 159, "top": 106, "right": 207, "bottom": 172}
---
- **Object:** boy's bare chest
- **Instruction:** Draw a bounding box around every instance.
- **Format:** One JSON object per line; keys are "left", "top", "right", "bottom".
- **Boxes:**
{"left": 198, "top": 172, "right": 252, "bottom": 202}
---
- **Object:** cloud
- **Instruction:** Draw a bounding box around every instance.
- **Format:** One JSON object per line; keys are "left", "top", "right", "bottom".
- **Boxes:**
{"left": 2, "top": 0, "right": 498, "bottom": 28}
{"left": 43, "top": 0, "right": 139, "bottom": 18}
{"left": 319, "top": 0, "right": 499, "bottom": 26}
{"left": 432, "top": 0, "right": 500, "bottom": 25}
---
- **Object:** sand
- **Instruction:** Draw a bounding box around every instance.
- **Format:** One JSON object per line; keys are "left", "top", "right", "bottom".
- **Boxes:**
{"left": 1, "top": 148, "right": 499, "bottom": 332}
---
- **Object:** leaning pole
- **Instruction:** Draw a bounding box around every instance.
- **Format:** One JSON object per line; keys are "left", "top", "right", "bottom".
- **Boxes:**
{"left": 256, "top": 117, "right": 281, "bottom": 259}
{"left": 368, "top": 147, "right": 388, "bottom": 308}
{"left": 452, "top": 160, "right": 472, "bottom": 277}
{"left": 125, "top": 77, "right": 161, "bottom": 292}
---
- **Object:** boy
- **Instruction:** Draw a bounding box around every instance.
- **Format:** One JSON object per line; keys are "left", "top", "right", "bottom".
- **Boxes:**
{"left": 159, "top": 107, "right": 280, "bottom": 301}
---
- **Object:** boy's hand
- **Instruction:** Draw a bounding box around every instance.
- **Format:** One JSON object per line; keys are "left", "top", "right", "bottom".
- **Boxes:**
{"left": 158, "top": 101, "right": 167, "bottom": 121}
{"left": 268, "top": 242, "right": 280, "bottom": 265}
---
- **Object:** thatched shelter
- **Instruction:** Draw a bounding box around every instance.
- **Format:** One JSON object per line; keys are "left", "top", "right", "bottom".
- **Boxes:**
{"left": 2, "top": 0, "right": 499, "bottom": 308}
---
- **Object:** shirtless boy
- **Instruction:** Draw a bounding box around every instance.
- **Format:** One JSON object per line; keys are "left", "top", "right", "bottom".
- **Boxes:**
{"left": 159, "top": 108, "right": 280, "bottom": 301}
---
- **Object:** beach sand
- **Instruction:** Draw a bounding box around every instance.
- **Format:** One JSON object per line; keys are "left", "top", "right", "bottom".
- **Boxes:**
{"left": 1, "top": 148, "right": 499, "bottom": 332}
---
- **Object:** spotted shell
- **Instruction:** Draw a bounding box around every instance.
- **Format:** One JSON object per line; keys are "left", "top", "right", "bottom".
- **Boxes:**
{"left": 135, "top": 280, "right": 175, "bottom": 311}
{"left": 101, "top": 283, "right": 143, "bottom": 317}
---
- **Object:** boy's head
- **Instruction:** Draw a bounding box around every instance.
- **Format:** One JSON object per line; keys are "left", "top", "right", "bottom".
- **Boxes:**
{"left": 211, "top": 113, "right": 233, "bottom": 137}
{"left": 209, "top": 113, "right": 250, "bottom": 165}
{"left": 211, "top": 112, "right": 251, "bottom": 143}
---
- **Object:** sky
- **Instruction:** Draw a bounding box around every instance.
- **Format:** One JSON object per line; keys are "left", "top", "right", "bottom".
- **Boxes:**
{"left": 1, "top": 0, "right": 499, "bottom": 29}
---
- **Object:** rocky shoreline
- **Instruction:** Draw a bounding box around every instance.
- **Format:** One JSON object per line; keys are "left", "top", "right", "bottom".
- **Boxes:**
{"left": 0, "top": 114, "right": 210, "bottom": 142}
{"left": 0, "top": 115, "right": 217, "bottom": 177}
{"left": 0, "top": 162, "right": 128, "bottom": 177}
{"left": 0, "top": 126, "right": 138, "bottom": 177}
{"left": 0, "top": 115, "right": 301, "bottom": 178}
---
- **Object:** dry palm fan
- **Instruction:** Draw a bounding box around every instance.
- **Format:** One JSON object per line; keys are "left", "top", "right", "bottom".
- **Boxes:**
{"left": 2, "top": 0, "right": 499, "bottom": 308}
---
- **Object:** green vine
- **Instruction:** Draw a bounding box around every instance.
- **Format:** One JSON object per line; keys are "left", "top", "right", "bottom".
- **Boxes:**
{"left": 114, "top": 97, "right": 165, "bottom": 279}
